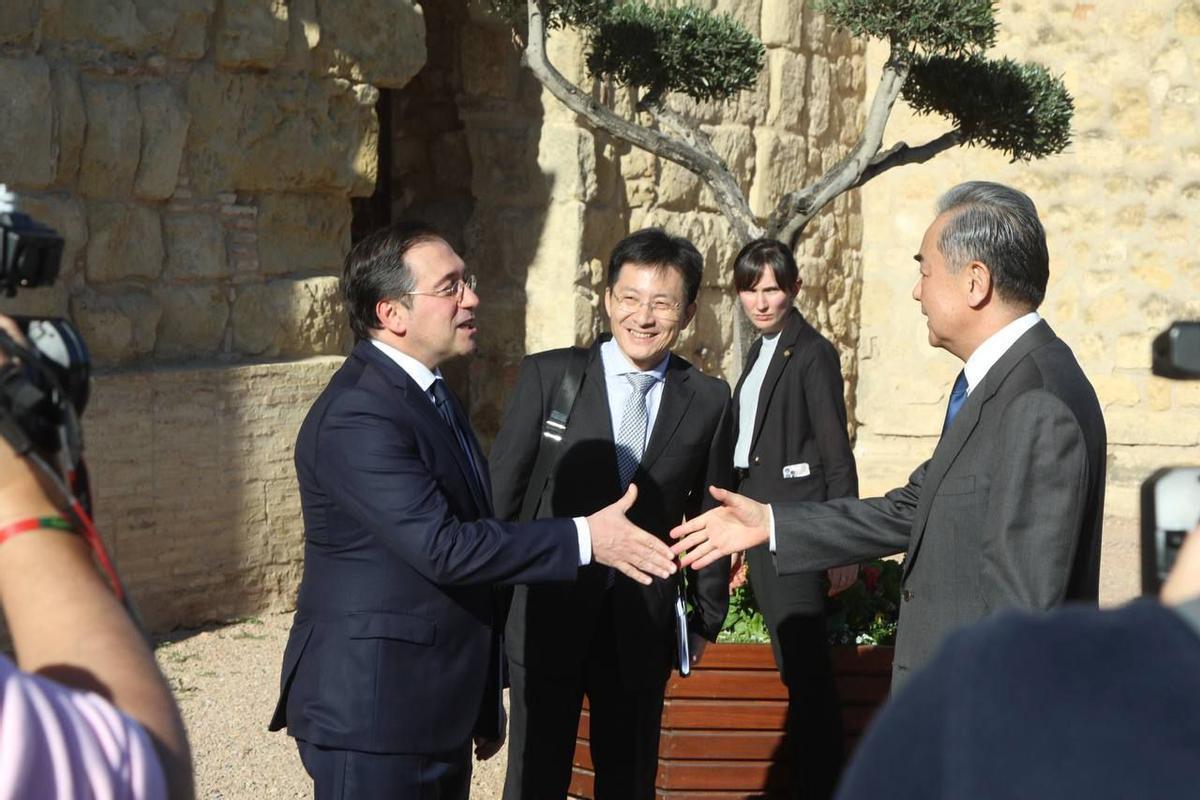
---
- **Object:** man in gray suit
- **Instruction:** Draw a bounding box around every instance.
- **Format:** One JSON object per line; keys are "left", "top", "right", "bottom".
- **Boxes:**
{"left": 672, "top": 181, "right": 1107, "bottom": 689}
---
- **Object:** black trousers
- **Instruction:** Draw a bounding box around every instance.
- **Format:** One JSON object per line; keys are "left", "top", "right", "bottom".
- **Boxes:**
{"left": 297, "top": 739, "right": 471, "bottom": 800}
{"left": 503, "top": 598, "right": 668, "bottom": 800}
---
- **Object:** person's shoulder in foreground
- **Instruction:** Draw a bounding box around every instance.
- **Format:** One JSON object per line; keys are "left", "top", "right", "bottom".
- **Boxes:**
{"left": 836, "top": 599, "right": 1200, "bottom": 800}
{"left": 0, "top": 652, "right": 167, "bottom": 799}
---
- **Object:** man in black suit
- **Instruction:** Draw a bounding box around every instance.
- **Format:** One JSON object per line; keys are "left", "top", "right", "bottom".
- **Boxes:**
{"left": 673, "top": 181, "right": 1107, "bottom": 690}
{"left": 269, "top": 222, "right": 679, "bottom": 799}
{"left": 491, "top": 229, "right": 733, "bottom": 800}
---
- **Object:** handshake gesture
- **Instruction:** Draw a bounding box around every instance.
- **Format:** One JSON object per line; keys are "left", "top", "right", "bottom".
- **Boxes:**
{"left": 585, "top": 483, "right": 679, "bottom": 584}
{"left": 669, "top": 486, "right": 772, "bottom": 569}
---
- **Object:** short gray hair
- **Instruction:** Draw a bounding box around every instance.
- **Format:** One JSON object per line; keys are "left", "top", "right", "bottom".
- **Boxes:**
{"left": 935, "top": 181, "right": 1049, "bottom": 309}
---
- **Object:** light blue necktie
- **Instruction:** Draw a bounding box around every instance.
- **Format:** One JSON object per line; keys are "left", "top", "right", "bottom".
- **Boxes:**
{"left": 615, "top": 373, "right": 657, "bottom": 488}
{"left": 941, "top": 371, "right": 968, "bottom": 436}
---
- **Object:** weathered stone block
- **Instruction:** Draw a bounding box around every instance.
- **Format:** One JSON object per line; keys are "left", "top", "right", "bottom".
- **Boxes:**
{"left": 767, "top": 48, "right": 807, "bottom": 129}
{"left": 232, "top": 277, "right": 347, "bottom": 358}
{"left": 460, "top": 23, "right": 519, "bottom": 99}
{"left": 760, "top": 0, "right": 802, "bottom": 48}
{"left": 749, "top": 127, "right": 808, "bottom": 218}
{"left": 43, "top": 0, "right": 150, "bottom": 54}
{"left": 0, "top": 1, "right": 41, "bottom": 47}
{"left": 164, "top": 213, "right": 227, "bottom": 280}
{"left": 313, "top": 0, "right": 426, "bottom": 88}
{"left": 70, "top": 290, "right": 161, "bottom": 365}
{"left": 284, "top": 0, "right": 321, "bottom": 69}
{"left": 258, "top": 194, "right": 350, "bottom": 277}
{"left": 50, "top": 66, "right": 86, "bottom": 188}
{"left": 186, "top": 67, "right": 379, "bottom": 195}
{"left": 464, "top": 124, "right": 540, "bottom": 206}
{"left": 131, "top": 0, "right": 215, "bottom": 60}
{"left": 13, "top": 192, "right": 87, "bottom": 283}
{"left": 79, "top": 80, "right": 141, "bottom": 199}
{"left": 538, "top": 124, "right": 597, "bottom": 204}
{"left": 135, "top": 83, "right": 190, "bottom": 200}
{"left": 216, "top": 0, "right": 289, "bottom": 69}
{"left": 86, "top": 203, "right": 163, "bottom": 283}
{"left": 155, "top": 286, "right": 230, "bottom": 359}
{"left": 0, "top": 58, "right": 54, "bottom": 189}
{"left": 657, "top": 159, "right": 702, "bottom": 210}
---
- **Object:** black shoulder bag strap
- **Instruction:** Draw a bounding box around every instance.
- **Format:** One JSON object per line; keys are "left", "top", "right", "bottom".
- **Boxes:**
{"left": 517, "top": 346, "right": 590, "bottom": 522}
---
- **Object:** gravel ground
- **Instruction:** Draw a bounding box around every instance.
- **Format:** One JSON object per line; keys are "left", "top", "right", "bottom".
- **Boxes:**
{"left": 154, "top": 611, "right": 509, "bottom": 799}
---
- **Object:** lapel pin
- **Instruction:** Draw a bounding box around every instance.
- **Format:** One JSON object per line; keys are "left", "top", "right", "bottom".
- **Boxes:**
{"left": 783, "top": 349, "right": 792, "bottom": 358}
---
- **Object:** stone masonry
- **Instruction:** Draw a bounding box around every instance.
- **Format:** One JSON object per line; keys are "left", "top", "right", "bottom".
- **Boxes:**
{"left": 0, "top": 0, "right": 425, "bottom": 629}
{"left": 857, "top": 1, "right": 1200, "bottom": 604}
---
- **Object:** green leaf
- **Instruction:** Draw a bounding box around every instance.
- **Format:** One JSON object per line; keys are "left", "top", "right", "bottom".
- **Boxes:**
{"left": 818, "top": 0, "right": 997, "bottom": 56}
{"left": 586, "top": 3, "right": 765, "bottom": 103}
{"left": 903, "top": 53, "right": 1074, "bottom": 160}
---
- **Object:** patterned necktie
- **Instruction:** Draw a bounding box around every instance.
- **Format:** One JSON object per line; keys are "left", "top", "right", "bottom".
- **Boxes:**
{"left": 430, "top": 379, "right": 485, "bottom": 500}
{"left": 615, "top": 372, "right": 657, "bottom": 488}
{"left": 941, "top": 371, "right": 969, "bottom": 436}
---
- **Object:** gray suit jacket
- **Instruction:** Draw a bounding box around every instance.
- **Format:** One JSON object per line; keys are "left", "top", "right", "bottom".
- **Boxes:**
{"left": 773, "top": 321, "right": 1106, "bottom": 687}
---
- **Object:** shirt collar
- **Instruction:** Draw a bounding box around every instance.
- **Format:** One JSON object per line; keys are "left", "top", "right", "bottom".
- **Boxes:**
{"left": 601, "top": 337, "right": 669, "bottom": 382}
{"left": 962, "top": 311, "right": 1041, "bottom": 394}
{"left": 370, "top": 338, "right": 442, "bottom": 393}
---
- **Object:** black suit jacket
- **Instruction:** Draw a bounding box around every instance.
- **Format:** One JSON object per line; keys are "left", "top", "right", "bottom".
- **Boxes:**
{"left": 269, "top": 340, "right": 580, "bottom": 754}
{"left": 734, "top": 309, "right": 858, "bottom": 616}
{"left": 772, "top": 321, "right": 1107, "bottom": 686}
{"left": 490, "top": 340, "right": 733, "bottom": 688}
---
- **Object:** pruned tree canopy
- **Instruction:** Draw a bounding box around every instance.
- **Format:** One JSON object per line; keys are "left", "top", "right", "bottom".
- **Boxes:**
{"left": 488, "top": 0, "right": 1073, "bottom": 245}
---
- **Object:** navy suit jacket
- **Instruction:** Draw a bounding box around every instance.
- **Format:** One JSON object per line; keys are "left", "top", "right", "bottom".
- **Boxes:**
{"left": 269, "top": 340, "right": 579, "bottom": 755}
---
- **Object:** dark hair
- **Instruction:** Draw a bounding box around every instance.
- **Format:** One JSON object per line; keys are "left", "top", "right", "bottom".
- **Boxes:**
{"left": 732, "top": 238, "right": 800, "bottom": 293}
{"left": 606, "top": 228, "right": 703, "bottom": 305}
{"left": 341, "top": 221, "right": 445, "bottom": 341}
{"left": 935, "top": 181, "right": 1049, "bottom": 309}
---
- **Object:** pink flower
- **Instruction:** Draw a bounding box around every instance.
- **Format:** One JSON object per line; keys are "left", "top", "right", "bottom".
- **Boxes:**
{"left": 863, "top": 566, "right": 881, "bottom": 593}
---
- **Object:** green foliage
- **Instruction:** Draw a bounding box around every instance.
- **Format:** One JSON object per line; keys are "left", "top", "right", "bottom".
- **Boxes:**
{"left": 718, "top": 583, "right": 771, "bottom": 643}
{"left": 819, "top": 0, "right": 997, "bottom": 57}
{"left": 719, "top": 559, "right": 902, "bottom": 646}
{"left": 487, "top": 0, "right": 614, "bottom": 29}
{"left": 904, "top": 54, "right": 1074, "bottom": 160}
{"left": 488, "top": 1, "right": 763, "bottom": 104}
{"left": 825, "top": 559, "right": 902, "bottom": 646}
{"left": 586, "top": 4, "right": 764, "bottom": 102}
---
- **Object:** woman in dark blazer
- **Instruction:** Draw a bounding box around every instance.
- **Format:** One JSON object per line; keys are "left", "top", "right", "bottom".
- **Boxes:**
{"left": 730, "top": 239, "right": 859, "bottom": 800}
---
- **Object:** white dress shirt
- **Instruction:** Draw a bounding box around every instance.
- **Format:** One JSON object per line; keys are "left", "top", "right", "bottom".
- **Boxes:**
{"left": 767, "top": 311, "right": 1043, "bottom": 552}
{"left": 734, "top": 331, "right": 781, "bottom": 468}
{"left": 371, "top": 339, "right": 592, "bottom": 564}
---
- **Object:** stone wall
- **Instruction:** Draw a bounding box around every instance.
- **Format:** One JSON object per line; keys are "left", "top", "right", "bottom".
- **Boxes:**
{"left": 856, "top": 1, "right": 1200, "bottom": 604}
{"left": 0, "top": 0, "right": 426, "bottom": 629}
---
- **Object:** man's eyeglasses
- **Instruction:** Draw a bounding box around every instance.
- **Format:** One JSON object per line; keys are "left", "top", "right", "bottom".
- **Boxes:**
{"left": 404, "top": 273, "right": 477, "bottom": 303}
{"left": 614, "top": 293, "right": 683, "bottom": 321}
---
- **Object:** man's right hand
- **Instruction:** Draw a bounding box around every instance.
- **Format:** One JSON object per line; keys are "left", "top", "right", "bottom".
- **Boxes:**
{"left": 586, "top": 484, "right": 677, "bottom": 585}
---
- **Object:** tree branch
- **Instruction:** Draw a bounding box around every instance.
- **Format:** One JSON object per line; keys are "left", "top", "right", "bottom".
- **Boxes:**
{"left": 522, "top": 0, "right": 761, "bottom": 242}
{"left": 769, "top": 43, "right": 912, "bottom": 246}
{"left": 851, "top": 129, "right": 963, "bottom": 188}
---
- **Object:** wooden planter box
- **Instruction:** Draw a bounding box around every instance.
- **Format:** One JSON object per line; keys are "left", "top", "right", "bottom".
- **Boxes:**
{"left": 569, "top": 642, "right": 893, "bottom": 799}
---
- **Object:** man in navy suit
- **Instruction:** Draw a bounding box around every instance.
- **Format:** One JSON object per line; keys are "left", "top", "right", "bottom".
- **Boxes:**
{"left": 269, "top": 222, "right": 678, "bottom": 799}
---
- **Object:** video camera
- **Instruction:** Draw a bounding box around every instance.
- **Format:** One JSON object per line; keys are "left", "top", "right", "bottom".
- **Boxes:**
{"left": 1140, "top": 321, "right": 1200, "bottom": 594}
{"left": 0, "top": 208, "right": 90, "bottom": 476}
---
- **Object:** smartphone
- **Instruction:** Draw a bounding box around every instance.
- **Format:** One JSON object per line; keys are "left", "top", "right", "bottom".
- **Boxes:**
{"left": 1141, "top": 467, "right": 1200, "bottom": 594}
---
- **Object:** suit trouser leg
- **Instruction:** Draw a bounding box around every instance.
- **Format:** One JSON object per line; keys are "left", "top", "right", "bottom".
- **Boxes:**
{"left": 502, "top": 661, "right": 586, "bottom": 800}
{"left": 584, "top": 602, "right": 667, "bottom": 800}
{"left": 775, "top": 614, "right": 845, "bottom": 800}
{"left": 297, "top": 738, "right": 471, "bottom": 800}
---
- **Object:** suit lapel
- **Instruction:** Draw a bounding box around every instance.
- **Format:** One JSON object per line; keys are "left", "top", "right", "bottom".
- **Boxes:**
{"left": 357, "top": 341, "right": 490, "bottom": 515}
{"left": 641, "top": 354, "right": 695, "bottom": 471}
{"left": 747, "top": 309, "right": 803, "bottom": 455}
{"left": 902, "top": 321, "right": 1057, "bottom": 577}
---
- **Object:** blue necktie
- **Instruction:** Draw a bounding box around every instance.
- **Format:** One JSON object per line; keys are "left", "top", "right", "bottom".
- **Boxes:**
{"left": 941, "top": 371, "right": 968, "bottom": 436}
{"left": 430, "top": 379, "right": 486, "bottom": 500}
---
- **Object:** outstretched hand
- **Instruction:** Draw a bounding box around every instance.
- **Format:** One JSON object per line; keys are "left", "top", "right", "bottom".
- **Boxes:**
{"left": 670, "top": 486, "right": 771, "bottom": 570}
{"left": 587, "top": 484, "right": 677, "bottom": 585}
